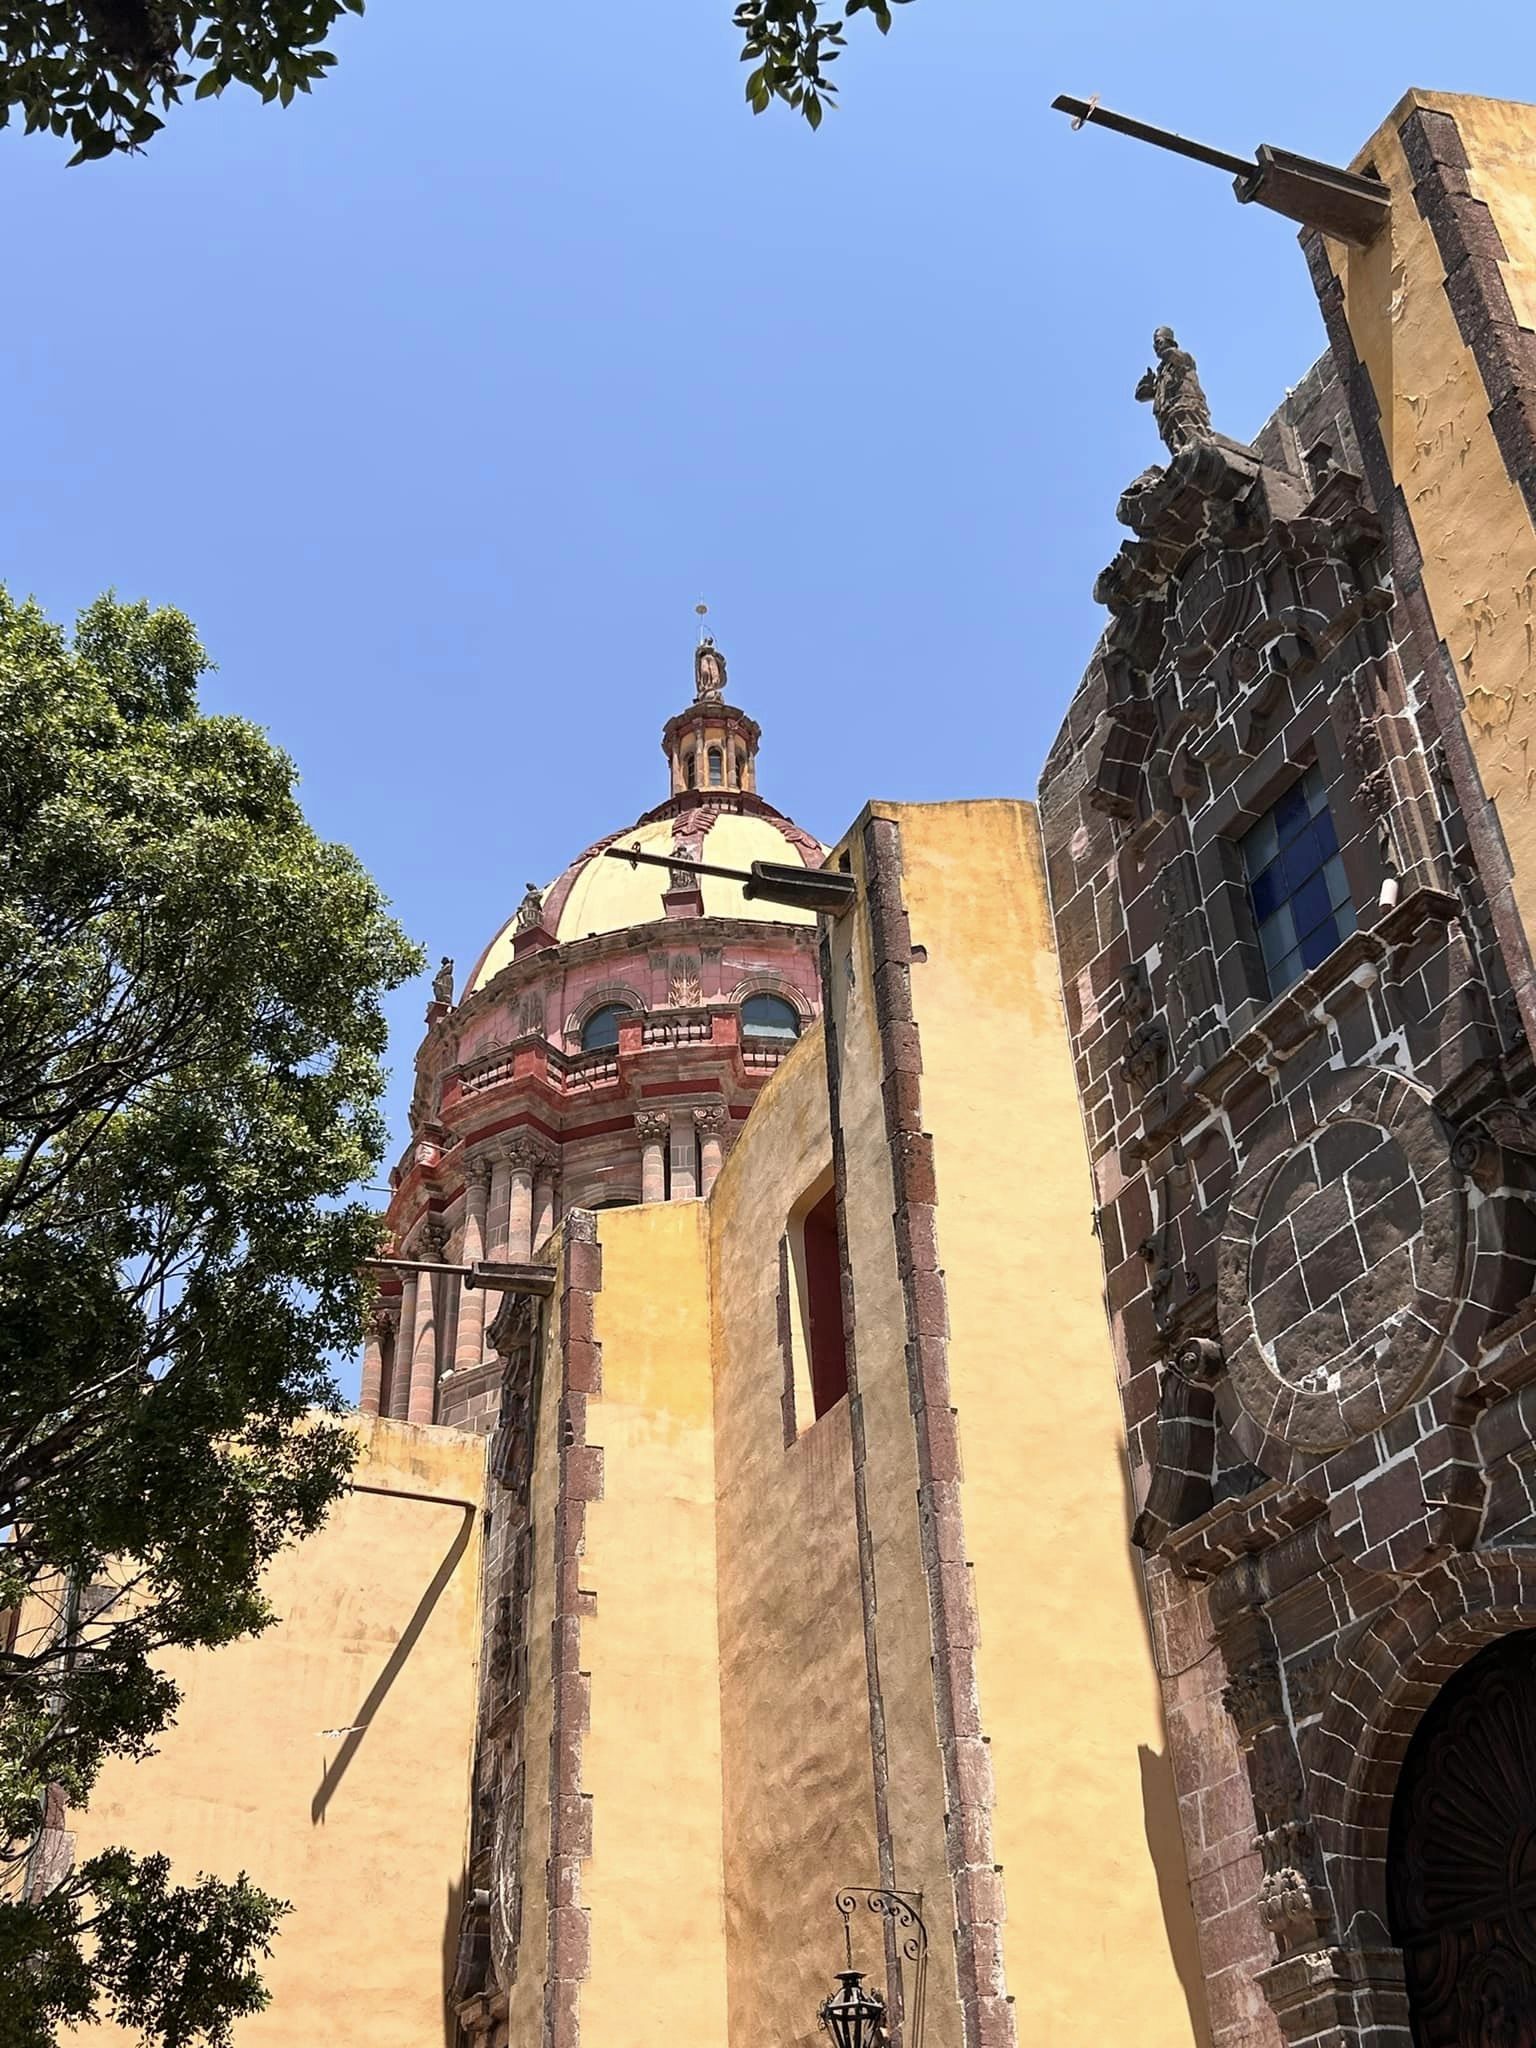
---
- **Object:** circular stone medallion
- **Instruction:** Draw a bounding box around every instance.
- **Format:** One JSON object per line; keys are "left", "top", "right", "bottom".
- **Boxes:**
{"left": 1218, "top": 1075, "right": 1465, "bottom": 1454}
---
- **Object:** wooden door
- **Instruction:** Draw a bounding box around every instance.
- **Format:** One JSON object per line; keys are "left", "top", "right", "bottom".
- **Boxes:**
{"left": 1388, "top": 1632, "right": 1536, "bottom": 2048}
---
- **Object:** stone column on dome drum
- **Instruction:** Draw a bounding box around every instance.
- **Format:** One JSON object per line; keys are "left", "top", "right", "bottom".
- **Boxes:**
{"left": 532, "top": 1153, "right": 560, "bottom": 1251}
{"left": 390, "top": 1269, "right": 418, "bottom": 1421}
{"left": 669, "top": 1109, "right": 698, "bottom": 1202}
{"left": 454, "top": 1156, "right": 492, "bottom": 1373}
{"left": 408, "top": 1223, "right": 446, "bottom": 1426}
{"left": 359, "top": 1305, "right": 393, "bottom": 1416}
{"left": 696, "top": 1103, "right": 727, "bottom": 1196}
{"left": 636, "top": 1111, "right": 670, "bottom": 1204}
{"left": 504, "top": 1137, "right": 536, "bottom": 1262}
{"left": 486, "top": 1146, "right": 512, "bottom": 1262}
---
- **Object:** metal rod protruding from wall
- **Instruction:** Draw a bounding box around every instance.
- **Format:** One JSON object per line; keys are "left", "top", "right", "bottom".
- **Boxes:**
{"left": 1050, "top": 92, "right": 1390, "bottom": 246}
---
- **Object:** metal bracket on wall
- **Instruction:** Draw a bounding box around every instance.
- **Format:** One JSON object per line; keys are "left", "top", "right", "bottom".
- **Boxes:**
{"left": 363, "top": 1256, "right": 556, "bottom": 1298}
{"left": 1051, "top": 94, "right": 1391, "bottom": 246}
{"left": 603, "top": 841, "right": 857, "bottom": 916}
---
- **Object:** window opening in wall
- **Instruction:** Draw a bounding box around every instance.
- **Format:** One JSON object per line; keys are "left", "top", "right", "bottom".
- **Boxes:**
{"left": 708, "top": 747, "right": 723, "bottom": 787}
{"left": 736, "top": 751, "right": 747, "bottom": 786}
{"left": 580, "top": 1003, "right": 632, "bottom": 1052}
{"left": 800, "top": 1188, "right": 848, "bottom": 1417}
{"left": 741, "top": 992, "right": 800, "bottom": 1041}
{"left": 784, "top": 1178, "right": 848, "bottom": 1426}
{"left": 1241, "top": 764, "right": 1356, "bottom": 998}
{"left": 685, "top": 752, "right": 697, "bottom": 788}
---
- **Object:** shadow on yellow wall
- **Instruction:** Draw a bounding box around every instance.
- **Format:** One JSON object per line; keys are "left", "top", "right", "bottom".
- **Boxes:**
{"left": 311, "top": 1496, "right": 476, "bottom": 1826}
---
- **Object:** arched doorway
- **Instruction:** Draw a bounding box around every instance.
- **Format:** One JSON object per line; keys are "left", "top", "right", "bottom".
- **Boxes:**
{"left": 1388, "top": 1630, "right": 1536, "bottom": 2046}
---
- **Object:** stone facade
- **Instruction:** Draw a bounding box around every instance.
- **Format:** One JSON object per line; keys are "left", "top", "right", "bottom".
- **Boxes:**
{"left": 1039, "top": 92, "right": 1536, "bottom": 2048}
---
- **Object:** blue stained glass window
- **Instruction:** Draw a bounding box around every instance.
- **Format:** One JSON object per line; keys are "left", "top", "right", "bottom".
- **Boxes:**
{"left": 1241, "top": 765, "right": 1356, "bottom": 998}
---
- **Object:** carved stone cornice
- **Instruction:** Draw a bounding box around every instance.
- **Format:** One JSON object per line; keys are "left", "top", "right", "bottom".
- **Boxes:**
{"left": 1162, "top": 1480, "right": 1327, "bottom": 1582}
{"left": 1127, "top": 887, "right": 1461, "bottom": 1160}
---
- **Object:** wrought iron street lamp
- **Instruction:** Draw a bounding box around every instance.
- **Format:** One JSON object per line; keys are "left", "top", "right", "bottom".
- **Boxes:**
{"left": 818, "top": 1968, "right": 887, "bottom": 2048}
{"left": 818, "top": 1888, "right": 927, "bottom": 2048}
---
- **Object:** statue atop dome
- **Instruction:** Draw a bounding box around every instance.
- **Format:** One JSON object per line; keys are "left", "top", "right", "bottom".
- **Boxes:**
{"left": 514, "top": 881, "right": 544, "bottom": 934}
{"left": 432, "top": 956, "right": 455, "bottom": 1005}
{"left": 694, "top": 636, "right": 728, "bottom": 703}
{"left": 1136, "top": 326, "right": 1213, "bottom": 456}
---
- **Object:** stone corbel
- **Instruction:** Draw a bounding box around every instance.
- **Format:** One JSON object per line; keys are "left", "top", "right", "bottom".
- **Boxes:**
{"left": 1131, "top": 1337, "right": 1224, "bottom": 1553}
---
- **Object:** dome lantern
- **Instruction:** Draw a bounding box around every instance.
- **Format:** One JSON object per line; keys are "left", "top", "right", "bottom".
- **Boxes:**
{"left": 661, "top": 637, "right": 762, "bottom": 798}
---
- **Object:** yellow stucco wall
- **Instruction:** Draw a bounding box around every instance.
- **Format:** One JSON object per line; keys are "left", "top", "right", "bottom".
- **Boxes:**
{"left": 1327, "top": 92, "right": 1536, "bottom": 923}
{"left": 581, "top": 1202, "right": 728, "bottom": 2048}
{"left": 708, "top": 1028, "right": 882, "bottom": 2048}
{"left": 68, "top": 1415, "right": 484, "bottom": 2048}
{"left": 890, "top": 799, "right": 1209, "bottom": 2046}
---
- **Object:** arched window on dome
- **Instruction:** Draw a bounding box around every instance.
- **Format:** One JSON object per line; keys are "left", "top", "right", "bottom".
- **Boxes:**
{"left": 685, "top": 752, "right": 697, "bottom": 789}
{"left": 708, "top": 747, "right": 723, "bottom": 788}
{"left": 581, "top": 1003, "right": 632, "bottom": 1052}
{"left": 736, "top": 750, "right": 747, "bottom": 787}
{"left": 742, "top": 993, "right": 800, "bottom": 1042}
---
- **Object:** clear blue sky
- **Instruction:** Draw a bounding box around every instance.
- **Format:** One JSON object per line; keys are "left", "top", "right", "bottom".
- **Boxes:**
{"left": 1, "top": 2, "right": 1510, "bottom": 1318}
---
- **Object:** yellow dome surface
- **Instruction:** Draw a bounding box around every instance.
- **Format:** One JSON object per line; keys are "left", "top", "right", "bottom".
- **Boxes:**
{"left": 468, "top": 808, "right": 822, "bottom": 994}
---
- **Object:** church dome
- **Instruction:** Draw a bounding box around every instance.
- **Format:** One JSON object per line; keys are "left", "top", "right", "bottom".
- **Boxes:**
{"left": 467, "top": 799, "right": 824, "bottom": 995}
{"left": 374, "top": 631, "right": 829, "bottom": 1433}
{"left": 464, "top": 635, "right": 824, "bottom": 995}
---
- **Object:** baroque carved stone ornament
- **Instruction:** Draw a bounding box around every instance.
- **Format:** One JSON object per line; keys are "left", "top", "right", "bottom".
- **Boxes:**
{"left": 513, "top": 881, "right": 544, "bottom": 933}
{"left": 1217, "top": 1069, "right": 1466, "bottom": 1454}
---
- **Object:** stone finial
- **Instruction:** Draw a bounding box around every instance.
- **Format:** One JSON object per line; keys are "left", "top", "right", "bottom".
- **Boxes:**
{"left": 432, "top": 956, "right": 456, "bottom": 1005}
{"left": 694, "top": 635, "right": 727, "bottom": 703}
{"left": 1135, "top": 327, "right": 1213, "bottom": 457}
{"left": 514, "top": 881, "right": 544, "bottom": 934}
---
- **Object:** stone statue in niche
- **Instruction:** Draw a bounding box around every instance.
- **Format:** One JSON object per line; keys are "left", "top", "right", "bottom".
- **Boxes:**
{"left": 514, "top": 881, "right": 544, "bottom": 934}
{"left": 432, "top": 956, "right": 455, "bottom": 1005}
{"left": 694, "top": 636, "right": 727, "bottom": 702}
{"left": 1136, "top": 327, "right": 1213, "bottom": 456}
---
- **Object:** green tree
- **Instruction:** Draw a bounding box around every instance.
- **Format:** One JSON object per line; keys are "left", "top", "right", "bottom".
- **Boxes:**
{"left": 0, "top": 0, "right": 911, "bottom": 162}
{"left": 0, "top": 589, "right": 423, "bottom": 2045}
